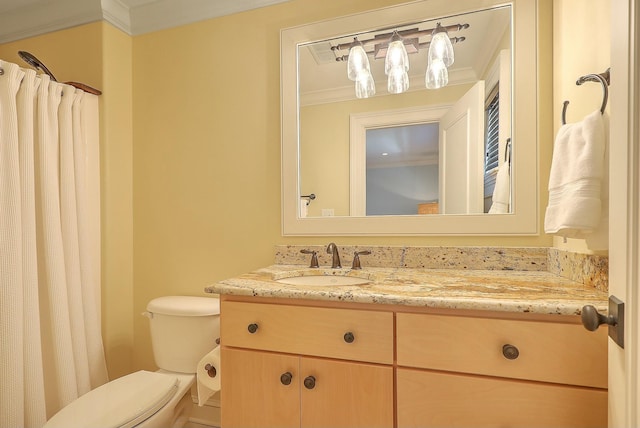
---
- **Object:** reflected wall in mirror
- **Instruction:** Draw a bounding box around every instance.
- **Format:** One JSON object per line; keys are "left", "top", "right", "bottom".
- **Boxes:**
{"left": 281, "top": 0, "right": 540, "bottom": 235}
{"left": 299, "top": 6, "right": 512, "bottom": 218}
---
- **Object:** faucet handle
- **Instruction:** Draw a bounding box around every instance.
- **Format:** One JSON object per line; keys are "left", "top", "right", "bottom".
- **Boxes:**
{"left": 300, "top": 249, "right": 319, "bottom": 268}
{"left": 351, "top": 250, "right": 371, "bottom": 270}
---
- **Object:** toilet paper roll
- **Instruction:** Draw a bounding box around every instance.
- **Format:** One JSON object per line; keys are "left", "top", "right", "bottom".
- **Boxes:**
{"left": 196, "top": 346, "right": 221, "bottom": 406}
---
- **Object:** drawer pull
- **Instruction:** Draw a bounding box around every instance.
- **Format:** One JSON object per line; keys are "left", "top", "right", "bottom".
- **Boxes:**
{"left": 280, "top": 372, "right": 293, "bottom": 385}
{"left": 247, "top": 323, "right": 259, "bottom": 334}
{"left": 343, "top": 332, "right": 355, "bottom": 343}
{"left": 502, "top": 344, "right": 520, "bottom": 360}
{"left": 303, "top": 375, "right": 316, "bottom": 389}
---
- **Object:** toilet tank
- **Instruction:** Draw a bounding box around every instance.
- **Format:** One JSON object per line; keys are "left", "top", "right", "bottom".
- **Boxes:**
{"left": 146, "top": 296, "right": 220, "bottom": 373}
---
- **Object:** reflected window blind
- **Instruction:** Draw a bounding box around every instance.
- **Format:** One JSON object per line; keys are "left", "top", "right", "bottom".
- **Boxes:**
{"left": 484, "top": 91, "right": 500, "bottom": 173}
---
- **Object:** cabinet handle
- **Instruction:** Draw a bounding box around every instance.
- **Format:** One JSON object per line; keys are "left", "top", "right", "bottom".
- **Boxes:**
{"left": 343, "top": 332, "right": 355, "bottom": 343}
{"left": 303, "top": 375, "right": 316, "bottom": 389}
{"left": 502, "top": 344, "right": 520, "bottom": 360}
{"left": 247, "top": 323, "right": 259, "bottom": 334}
{"left": 280, "top": 372, "right": 293, "bottom": 385}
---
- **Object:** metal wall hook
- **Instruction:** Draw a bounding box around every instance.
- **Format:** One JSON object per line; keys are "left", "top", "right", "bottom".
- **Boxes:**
{"left": 301, "top": 193, "right": 316, "bottom": 206}
{"left": 561, "top": 68, "right": 610, "bottom": 125}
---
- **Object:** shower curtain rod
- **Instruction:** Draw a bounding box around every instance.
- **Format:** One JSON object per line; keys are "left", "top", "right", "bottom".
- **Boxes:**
{"left": 17, "top": 51, "right": 102, "bottom": 95}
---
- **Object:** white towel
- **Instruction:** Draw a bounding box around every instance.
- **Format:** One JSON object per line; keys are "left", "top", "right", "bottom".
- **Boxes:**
{"left": 544, "top": 110, "right": 605, "bottom": 238}
{"left": 489, "top": 160, "right": 510, "bottom": 214}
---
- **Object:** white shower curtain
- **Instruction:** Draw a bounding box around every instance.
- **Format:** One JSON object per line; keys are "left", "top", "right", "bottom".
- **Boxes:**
{"left": 0, "top": 60, "right": 108, "bottom": 427}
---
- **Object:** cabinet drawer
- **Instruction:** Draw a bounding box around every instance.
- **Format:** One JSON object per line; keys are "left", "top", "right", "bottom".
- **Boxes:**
{"left": 221, "top": 301, "right": 393, "bottom": 364}
{"left": 397, "top": 368, "right": 607, "bottom": 428}
{"left": 396, "top": 313, "right": 607, "bottom": 388}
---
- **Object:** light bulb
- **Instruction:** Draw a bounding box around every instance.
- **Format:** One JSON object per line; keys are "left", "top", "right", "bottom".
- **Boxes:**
{"left": 384, "top": 31, "right": 409, "bottom": 75}
{"left": 425, "top": 58, "right": 448, "bottom": 89}
{"left": 355, "top": 71, "right": 376, "bottom": 98}
{"left": 387, "top": 67, "right": 409, "bottom": 94}
{"left": 347, "top": 39, "right": 370, "bottom": 81}
{"left": 428, "top": 23, "right": 454, "bottom": 67}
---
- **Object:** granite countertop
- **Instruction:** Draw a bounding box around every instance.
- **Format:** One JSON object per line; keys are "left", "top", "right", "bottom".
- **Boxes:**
{"left": 204, "top": 264, "right": 608, "bottom": 316}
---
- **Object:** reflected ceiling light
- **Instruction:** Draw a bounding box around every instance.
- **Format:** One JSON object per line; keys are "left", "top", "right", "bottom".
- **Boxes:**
{"left": 332, "top": 22, "right": 468, "bottom": 97}
{"left": 428, "top": 23, "right": 455, "bottom": 67}
{"left": 347, "top": 38, "right": 371, "bottom": 81}
{"left": 355, "top": 71, "right": 376, "bottom": 98}
{"left": 425, "top": 58, "right": 448, "bottom": 89}
{"left": 385, "top": 31, "right": 410, "bottom": 94}
{"left": 387, "top": 66, "right": 409, "bottom": 94}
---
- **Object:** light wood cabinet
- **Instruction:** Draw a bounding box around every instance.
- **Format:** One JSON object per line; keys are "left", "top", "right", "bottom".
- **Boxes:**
{"left": 220, "top": 298, "right": 607, "bottom": 428}
{"left": 220, "top": 300, "right": 394, "bottom": 428}
{"left": 397, "top": 368, "right": 607, "bottom": 428}
{"left": 396, "top": 312, "right": 608, "bottom": 427}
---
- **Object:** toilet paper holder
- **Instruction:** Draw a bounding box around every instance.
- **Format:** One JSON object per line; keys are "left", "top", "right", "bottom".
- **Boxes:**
{"left": 204, "top": 363, "right": 217, "bottom": 378}
{"left": 204, "top": 338, "right": 221, "bottom": 378}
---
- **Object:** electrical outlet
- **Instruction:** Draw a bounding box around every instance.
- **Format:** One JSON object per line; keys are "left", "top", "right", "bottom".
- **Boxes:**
{"left": 321, "top": 208, "right": 335, "bottom": 217}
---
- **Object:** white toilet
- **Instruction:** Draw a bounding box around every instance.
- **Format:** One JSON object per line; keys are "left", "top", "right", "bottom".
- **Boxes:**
{"left": 45, "top": 296, "right": 220, "bottom": 428}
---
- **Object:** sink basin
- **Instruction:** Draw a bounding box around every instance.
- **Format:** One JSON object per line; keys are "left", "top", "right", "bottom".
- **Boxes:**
{"left": 275, "top": 275, "right": 370, "bottom": 286}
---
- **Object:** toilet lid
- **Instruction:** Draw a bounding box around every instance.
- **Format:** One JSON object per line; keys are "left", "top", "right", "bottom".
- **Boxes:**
{"left": 45, "top": 370, "right": 179, "bottom": 428}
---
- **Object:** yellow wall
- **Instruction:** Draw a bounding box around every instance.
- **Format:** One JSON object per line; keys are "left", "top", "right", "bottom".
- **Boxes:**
{"left": 100, "top": 22, "right": 134, "bottom": 379}
{"left": 552, "top": 0, "right": 610, "bottom": 254}
{"left": 0, "top": 0, "right": 558, "bottom": 376}
{"left": 131, "top": 0, "right": 553, "bottom": 370}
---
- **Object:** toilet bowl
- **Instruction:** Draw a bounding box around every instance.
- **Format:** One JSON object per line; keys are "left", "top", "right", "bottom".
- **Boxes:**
{"left": 44, "top": 296, "right": 220, "bottom": 428}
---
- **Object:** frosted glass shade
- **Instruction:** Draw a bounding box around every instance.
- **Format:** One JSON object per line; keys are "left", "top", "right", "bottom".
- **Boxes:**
{"left": 425, "top": 58, "right": 448, "bottom": 89}
{"left": 387, "top": 67, "right": 409, "bottom": 94}
{"left": 428, "top": 28, "right": 454, "bottom": 67}
{"left": 355, "top": 71, "right": 376, "bottom": 98}
{"left": 347, "top": 42, "right": 370, "bottom": 81}
{"left": 384, "top": 39, "right": 409, "bottom": 74}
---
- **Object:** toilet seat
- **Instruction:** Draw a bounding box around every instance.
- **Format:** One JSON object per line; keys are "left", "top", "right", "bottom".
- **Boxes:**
{"left": 45, "top": 370, "right": 179, "bottom": 428}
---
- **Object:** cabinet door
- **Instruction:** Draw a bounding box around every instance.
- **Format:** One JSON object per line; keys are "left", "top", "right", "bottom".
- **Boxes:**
{"left": 221, "top": 347, "right": 300, "bottom": 428}
{"left": 300, "top": 357, "right": 393, "bottom": 428}
{"left": 397, "top": 368, "right": 607, "bottom": 428}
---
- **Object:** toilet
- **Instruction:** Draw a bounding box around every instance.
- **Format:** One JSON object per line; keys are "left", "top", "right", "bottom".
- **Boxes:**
{"left": 44, "top": 296, "right": 220, "bottom": 428}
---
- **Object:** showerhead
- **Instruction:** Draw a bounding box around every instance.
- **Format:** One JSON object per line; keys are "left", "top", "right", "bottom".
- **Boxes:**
{"left": 18, "top": 51, "right": 57, "bottom": 81}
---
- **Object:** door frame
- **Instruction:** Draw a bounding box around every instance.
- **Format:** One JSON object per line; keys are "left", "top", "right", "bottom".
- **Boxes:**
{"left": 609, "top": 0, "right": 639, "bottom": 425}
{"left": 349, "top": 105, "right": 449, "bottom": 216}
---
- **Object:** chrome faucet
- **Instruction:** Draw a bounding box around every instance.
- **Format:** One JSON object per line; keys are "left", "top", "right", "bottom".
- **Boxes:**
{"left": 326, "top": 242, "right": 341, "bottom": 268}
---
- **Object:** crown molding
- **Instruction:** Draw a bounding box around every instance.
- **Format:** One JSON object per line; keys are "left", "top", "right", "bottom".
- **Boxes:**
{"left": 300, "top": 67, "right": 479, "bottom": 106}
{"left": 0, "top": 0, "right": 102, "bottom": 44}
{"left": 101, "top": 0, "right": 132, "bottom": 35}
{"left": 0, "top": 0, "right": 291, "bottom": 43}
{"left": 128, "top": 0, "right": 290, "bottom": 35}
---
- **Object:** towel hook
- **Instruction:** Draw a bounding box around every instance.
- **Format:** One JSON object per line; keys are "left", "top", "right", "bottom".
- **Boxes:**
{"left": 561, "top": 68, "right": 610, "bottom": 125}
{"left": 301, "top": 193, "right": 316, "bottom": 206}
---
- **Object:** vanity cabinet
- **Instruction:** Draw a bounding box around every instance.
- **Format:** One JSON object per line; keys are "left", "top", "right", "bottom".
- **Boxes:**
{"left": 220, "top": 300, "right": 394, "bottom": 428}
{"left": 219, "top": 298, "right": 607, "bottom": 428}
{"left": 396, "top": 312, "right": 608, "bottom": 427}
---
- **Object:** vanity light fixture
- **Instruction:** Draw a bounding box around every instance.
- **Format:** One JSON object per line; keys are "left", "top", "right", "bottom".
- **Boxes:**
{"left": 347, "top": 37, "right": 376, "bottom": 98}
{"left": 428, "top": 23, "right": 455, "bottom": 66}
{"left": 332, "top": 22, "right": 467, "bottom": 97}
{"left": 426, "top": 58, "right": 448, "bottom": 89}
{"left": 385, "top": 31, "right": 410, "bottom": 94}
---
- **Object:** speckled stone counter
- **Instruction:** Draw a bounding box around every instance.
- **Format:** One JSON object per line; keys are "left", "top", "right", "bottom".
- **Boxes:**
{"left": 205, "top": 264, "right": 608, "bottom": 316}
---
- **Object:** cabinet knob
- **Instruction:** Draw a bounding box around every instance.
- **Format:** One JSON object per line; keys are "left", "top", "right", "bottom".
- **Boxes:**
{"left": 502, "top": 344, "right": 520, "bottom": 360}
{"left": 343, "top": 332, "right": 355, "bottom": 343}
{"left": 303, "top": 375, "right": 316, "bottom": 389}
{"left": 280, "top": 372, "right": 293, "bottom": 385}
{"left": 247, "top": 323, "right": 259, "bottom": 334}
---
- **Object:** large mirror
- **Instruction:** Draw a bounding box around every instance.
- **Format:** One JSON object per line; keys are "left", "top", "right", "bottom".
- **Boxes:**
{"left": 281, "top": 0, "right": 539, "bottom": 235}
